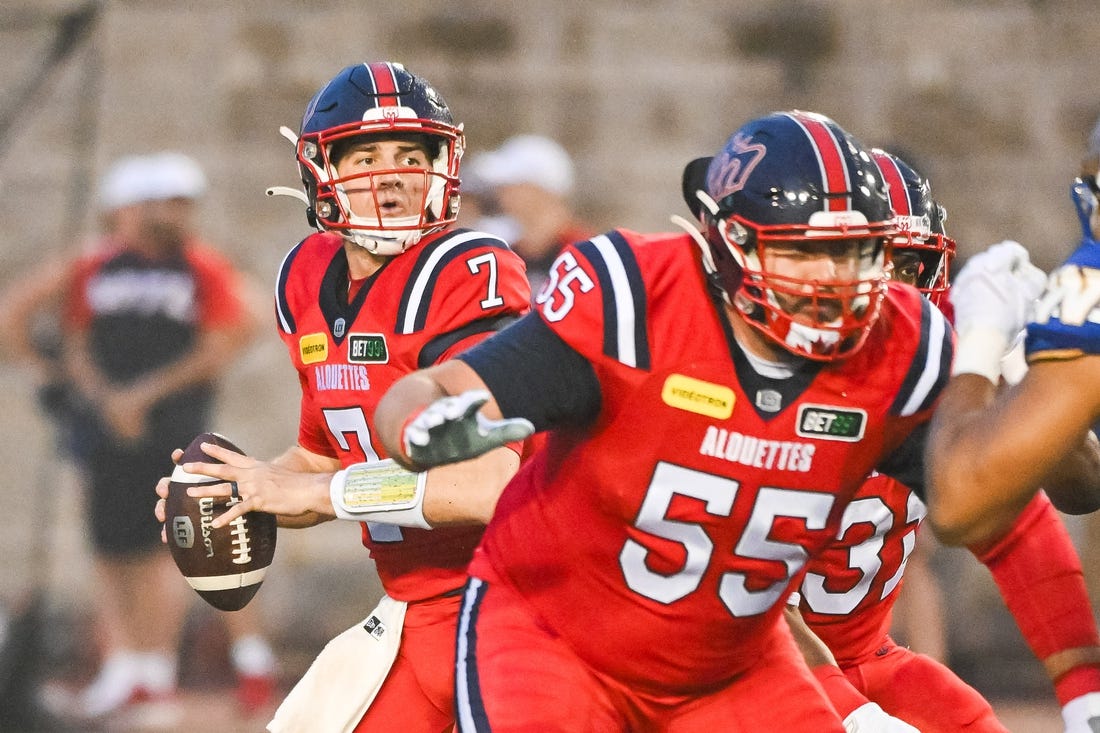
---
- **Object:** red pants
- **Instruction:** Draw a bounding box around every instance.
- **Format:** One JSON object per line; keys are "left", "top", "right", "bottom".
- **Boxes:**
{"left": 456, "top": 575, "right": 845, "bottom": 733}
{"left": 843, "top": 637, "right": 1008, "bottom": 732}
{"left": 353, "top": 592, "right": 462, "bottom": 733}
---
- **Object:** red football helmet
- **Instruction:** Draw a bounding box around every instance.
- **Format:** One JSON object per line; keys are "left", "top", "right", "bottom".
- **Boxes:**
{"left": 872, "top": 149, "right": 956, "bottom": 308}
{"left": 684, "top": 111, "right": 895, "bottom": 361}
{"left": 295, "top": 61, "right": 464, "bottom": 254}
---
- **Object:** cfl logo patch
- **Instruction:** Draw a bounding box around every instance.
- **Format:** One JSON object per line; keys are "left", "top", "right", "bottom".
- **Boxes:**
{"left": 172, "top": 516, "right": 195, "bottom": 549}
{"left": 1033, "top": 265, "right": 1100, "bottom": 327}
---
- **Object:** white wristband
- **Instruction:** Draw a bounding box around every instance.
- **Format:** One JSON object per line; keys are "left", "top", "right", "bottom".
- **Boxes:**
{"left": 1000, "top": 340, "right": 1029, "bottom": 386}
{"left": 329, "top": 459, "right": 430, "bottom": 529}
{"left": 951, "top": 325, "right": 1012, "bottom": 383}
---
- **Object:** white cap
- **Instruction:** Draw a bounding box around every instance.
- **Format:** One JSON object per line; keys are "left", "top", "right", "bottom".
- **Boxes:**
{"left": 468, "top": 135, "right": 575, "bottom": 196}
{"left": 98, "top": 152, "right": 208, "bottom": 210}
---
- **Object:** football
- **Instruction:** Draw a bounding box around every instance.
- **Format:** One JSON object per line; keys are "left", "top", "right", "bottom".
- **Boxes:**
{"left": 165, "top": 432, "right": 277, "bottom": 612}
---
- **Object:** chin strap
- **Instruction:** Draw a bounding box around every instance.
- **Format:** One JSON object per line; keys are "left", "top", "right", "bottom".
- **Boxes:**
{"left": 671, "top": 213, "right": 730, "bottom": 306}
{"left": 265, "top": 186, "right": 310, "bottom": 204}
{"left": 671, "top": 187, "right": 727, "bottom": 298}
{"left": 278, "top": 125, "right": 298, "bottom": 145}
{"left": 671, "top": 188, "right": 735, "bottom": 306}
{"left": 266, "top": 126, "right": 312, "bottom": 205}
{"left": 670, "top": 214, "right": 714, "bottom": 268}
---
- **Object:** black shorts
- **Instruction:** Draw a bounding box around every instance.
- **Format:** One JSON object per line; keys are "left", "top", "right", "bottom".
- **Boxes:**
{"left": 84, "top": 438, "right": 178, "bottom": 557}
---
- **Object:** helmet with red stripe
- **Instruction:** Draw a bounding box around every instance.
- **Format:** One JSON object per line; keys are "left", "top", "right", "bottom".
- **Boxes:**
{"left": 684, "top": 110, "right": 895, "bottom": 361}
{"left": 871, "top": 149, "right": 956, "bottom": 309}
{"left": 296, "top": 61, "right": 464, "bottom": 254}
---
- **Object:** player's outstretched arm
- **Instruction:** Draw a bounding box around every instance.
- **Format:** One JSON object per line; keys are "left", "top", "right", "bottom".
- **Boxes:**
{"left": 376, "top": 360, "right": 534, "bottom": 472}
{"left": 928, "top": 359, "right": 1100, "bottom": 545}
{"left": 170, "top": 434, "right": 522, "bottom": 530}
{"left": 925, "top": 241, "right": 1048, "bottom": 546}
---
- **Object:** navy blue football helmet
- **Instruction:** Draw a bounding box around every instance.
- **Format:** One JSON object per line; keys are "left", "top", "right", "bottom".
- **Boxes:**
{"left": 872, "top": 149, "right": 955, "bottom": 309}
{"left": 296, "top": 61, "right": 464, "bottom": 254}
{"left": 683, "top": 110, "right": 895, "bottom": 361}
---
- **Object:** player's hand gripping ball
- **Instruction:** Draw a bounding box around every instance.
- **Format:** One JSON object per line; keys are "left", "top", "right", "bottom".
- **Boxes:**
{"left": 165, "top": 432, "right": 276, "bottom": 611}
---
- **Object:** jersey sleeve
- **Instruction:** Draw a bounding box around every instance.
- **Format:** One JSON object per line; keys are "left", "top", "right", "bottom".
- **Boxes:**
{"left": 1027, "top": 239, "right": 1100, "bottom": 360}
{"left": 888, "top": 291, "right": 954, "bottom": 419}
{"left": 459, "top": 314, "right": 602, "bottom": 431}
{"left": 186, "top": 242, "right": 248, "bottom": 329}
{"left": 61, "top": 253, "right": 104, "bottom": 330}
{"left": 533, "top": 229, "right": 652, "bottom": 370}
{"left": 394, "top": 232, "right": 531, "bottom": 367}
{"left": 877, "top": 287, "right": 952, "bottom": 499}
{"left": 874, "top": 421, "right": 928, "bottom": 500}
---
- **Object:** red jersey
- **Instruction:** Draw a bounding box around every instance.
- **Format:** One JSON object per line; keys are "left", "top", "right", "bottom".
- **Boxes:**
{"left": 275, "top": 228, "right": 530, "bottom": 601}
{"left": 797, "top": 473, "right": 924, "bottom": 665}
{"left": 467, "top": 229, "right": 953, "bottom": 694}
{"left": 64, "top": 237, "right": 247, "bottom": 384}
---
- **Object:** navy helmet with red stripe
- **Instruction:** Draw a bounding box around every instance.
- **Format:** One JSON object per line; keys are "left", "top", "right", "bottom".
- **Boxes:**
{"left": 871, "top": 149, "right": 956, "bottom": 310}
{"left": 683, "top": 110, "right": 895, "bottom": 361}
{"left": 295, "top": 61, "right": 464, "bottom": 254}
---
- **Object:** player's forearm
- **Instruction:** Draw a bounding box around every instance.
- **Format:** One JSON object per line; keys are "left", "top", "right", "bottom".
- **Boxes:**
{"left": 260, "top": 445, "right": 337, "bottom": 527}
{"left": 0, "top": 260, "right": 68, "bottom": 369}
{"left": 925, "top": 374, "right": 1031, "bottom": 545}
{"left": 783, "top": 604, "right": 837, "bottom": 668}
{"left": 375, "top": 363, "right": 476, "bottom": 469}
{"left": 127, "top": 327, "right": 250, "bottom": 405}
{"left": 421, "top": 446, "right": 519, "bottom": 525}
{"left": 376, "top": 371, "right": 449, "bottom": 464}
{"left": 61, "top": 336, "right": 111, "bottom": 400}
{"left": 927, "top": 363, "right": 1100, "bottom": 544}
{"left": 272, "top": 444, "right": 342, "bottom": 473}
{"left": 1042, "top": 430, "right": 1100, "bottom": 515}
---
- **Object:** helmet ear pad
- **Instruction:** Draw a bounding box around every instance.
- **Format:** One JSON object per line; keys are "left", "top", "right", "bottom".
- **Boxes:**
{"left": 681, "top": 156, "right": 713, "bottom": 220}
{"left": 682, "top": 155, "right": 746, "bottom": 296}
{"left": 704, "top": 217, "right": 747, "bottom": 300}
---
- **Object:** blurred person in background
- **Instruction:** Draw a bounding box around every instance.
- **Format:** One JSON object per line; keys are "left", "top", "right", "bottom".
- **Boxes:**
{"left": 452, "top": 164, "right": 521, "bottom": 246}
{"left": 0, "top": 151, "right": 277, "bottom": 723}
{"left": 467, "top": 134, "right": 594, "bottom": 298}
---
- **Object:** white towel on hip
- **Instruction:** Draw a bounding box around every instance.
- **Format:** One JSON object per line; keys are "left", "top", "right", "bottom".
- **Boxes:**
{"left": 267, "top": 594, "right": 408, "bottom": 733}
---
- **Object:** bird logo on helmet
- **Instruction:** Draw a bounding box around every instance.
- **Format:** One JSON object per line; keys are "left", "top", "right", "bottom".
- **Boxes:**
{"left": 681, "top": 110, "right": 896, "bottom": 361}
{"left": 269, "top": 61, "right": 465, "bottom": 255}
{"left": 871, "top": 149, "right": 956, "bottom": 311}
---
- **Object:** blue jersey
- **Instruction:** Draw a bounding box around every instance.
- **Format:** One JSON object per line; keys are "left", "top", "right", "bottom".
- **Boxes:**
{"left": 1027, "top": 238, "right": 1100, "bottom": 360}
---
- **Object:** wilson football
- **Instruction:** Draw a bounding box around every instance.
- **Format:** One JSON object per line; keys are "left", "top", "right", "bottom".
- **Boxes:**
{"left": 165, "top": 432, "right": 277, "bottom": 611}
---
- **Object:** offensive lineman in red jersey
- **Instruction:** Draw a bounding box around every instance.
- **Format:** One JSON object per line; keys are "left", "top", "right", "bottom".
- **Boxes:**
{"left": 155, "top": 62, "right": 531, "bottom": 732}
{"left": 790, "top": 150, "right": 1100, "bottom": 732}
{"left": 373, "top": 111, "right": 953, "bottom": 732}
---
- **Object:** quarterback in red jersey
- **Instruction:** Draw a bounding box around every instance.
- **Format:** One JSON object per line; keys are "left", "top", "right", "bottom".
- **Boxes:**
{"left": 156, "top": 62, "right": 531, "bottom": 732}
{"left": 375, "top": 111, "right": 952, "bottom": 731}
{"left": 793, "top": 150, "right": 1100, "bottom": 733}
